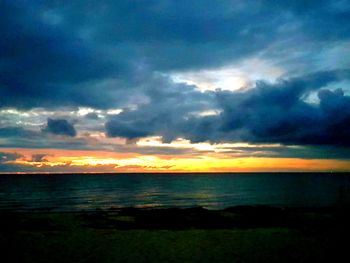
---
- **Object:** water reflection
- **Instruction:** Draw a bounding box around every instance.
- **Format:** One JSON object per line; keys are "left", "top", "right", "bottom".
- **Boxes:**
{"left": 0, "top": 173, "right": 349, "bottom": 211}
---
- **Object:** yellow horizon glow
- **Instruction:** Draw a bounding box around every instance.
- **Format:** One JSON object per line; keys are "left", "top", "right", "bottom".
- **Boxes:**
{"left": 1, "top": 147, "right": 350, "bottom": 173}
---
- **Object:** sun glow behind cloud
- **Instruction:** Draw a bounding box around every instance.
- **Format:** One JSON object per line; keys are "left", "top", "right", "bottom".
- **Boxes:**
{"left": 170, "top": 58, "right": 285, "bottom": 91}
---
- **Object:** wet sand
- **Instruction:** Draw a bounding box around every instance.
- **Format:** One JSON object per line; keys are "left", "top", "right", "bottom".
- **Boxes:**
{"left": 1, "top": 206, "right": 349, "bottom": 262}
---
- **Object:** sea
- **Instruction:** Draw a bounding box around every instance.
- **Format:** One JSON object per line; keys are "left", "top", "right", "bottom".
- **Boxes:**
{"left": 0, "top": 173, "right": 350, "bottom": 212}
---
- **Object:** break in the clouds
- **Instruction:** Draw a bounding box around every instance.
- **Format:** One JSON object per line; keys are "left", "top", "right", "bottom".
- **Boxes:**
{"left": 1, "top": 0, "right": 350, "bottom": 171}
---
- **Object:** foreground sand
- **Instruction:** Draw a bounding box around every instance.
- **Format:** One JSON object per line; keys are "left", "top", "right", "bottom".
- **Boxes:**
{"left": 1, "top": 206, "right": 349, "bottom": 263}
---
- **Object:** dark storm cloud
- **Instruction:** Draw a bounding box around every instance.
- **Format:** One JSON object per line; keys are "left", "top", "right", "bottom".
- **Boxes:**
{"left": 43, "top": 118, "right": 77, "bottom": 137}
{"left": 50, "top": 0, "right": 349, "bottom": 70}
{"left": 216, "top": 71, "right": 350, "bottom": 146}
{"left": 271, "top": 0, "right": 350, "bottom": 40}
{"left": 105, "top": 70, "right": 350, "bottom": 147}
{"left": 0, "top": 0, "right": 119, "bottom": 109}
{"left": 1, "top": 0, "right": 349, "bottom": 109}
{"left": 105, "top": 73, "right": 217, "bottom": 142}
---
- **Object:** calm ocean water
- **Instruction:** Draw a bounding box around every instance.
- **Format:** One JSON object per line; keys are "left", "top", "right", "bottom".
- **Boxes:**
{"left": 0, "top": 173, "right": 350, "bottom": 212}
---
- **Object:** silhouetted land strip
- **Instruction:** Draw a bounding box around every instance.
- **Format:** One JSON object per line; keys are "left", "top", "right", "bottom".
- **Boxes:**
{"left": 1, "top": 205, "right": 350, "bottom": 262}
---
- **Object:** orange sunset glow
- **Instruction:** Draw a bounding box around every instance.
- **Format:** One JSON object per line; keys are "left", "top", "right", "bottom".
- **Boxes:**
{"left": 2, "top": 147, "right": 350, "bottom": 173}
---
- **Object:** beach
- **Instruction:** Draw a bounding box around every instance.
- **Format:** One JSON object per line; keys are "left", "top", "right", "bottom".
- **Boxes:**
{"left": 1, "top": 205, "right": 349, "bottom": 263}
{"left": 1, "top": 173, "right": 350, "bottom": 262}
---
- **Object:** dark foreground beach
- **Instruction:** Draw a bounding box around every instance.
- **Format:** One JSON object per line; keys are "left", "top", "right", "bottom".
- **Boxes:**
{"left": 1, "top": 205, "right": 349, "bottom": 263}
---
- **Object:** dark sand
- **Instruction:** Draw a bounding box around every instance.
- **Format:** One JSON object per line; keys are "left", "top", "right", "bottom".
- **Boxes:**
{"left": 1, "top": 206, "right": 349, "bottom": 263}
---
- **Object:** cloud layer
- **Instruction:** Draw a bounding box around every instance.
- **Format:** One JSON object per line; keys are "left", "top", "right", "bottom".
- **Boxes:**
{"left": 0, "top": 0, "right": 350, "bottom": 171}
{"left": 105, "top": 70, "right": 350, "bottom": 146}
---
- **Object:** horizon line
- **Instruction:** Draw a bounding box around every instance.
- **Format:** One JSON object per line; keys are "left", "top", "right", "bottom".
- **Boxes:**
{"left": 1, "top": 171, "right": 349, "bottom": 175}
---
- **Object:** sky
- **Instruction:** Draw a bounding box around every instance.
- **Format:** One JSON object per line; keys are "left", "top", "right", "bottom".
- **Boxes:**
{"left": 1, "top": 0, "right": 350, "bottom": 173}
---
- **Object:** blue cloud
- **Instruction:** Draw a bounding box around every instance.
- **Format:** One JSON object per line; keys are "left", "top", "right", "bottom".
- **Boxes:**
{"left": 105, "top": 70, "right": 350, "bottom": 146}
{"left": 0, "top": 152, "right": 22, "bottom": 163}
{"left": 43, "top": 118, "right": 77, "bottom": 137}
{"left": 1, "top": 0, "right": 349, "bottom": 109}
